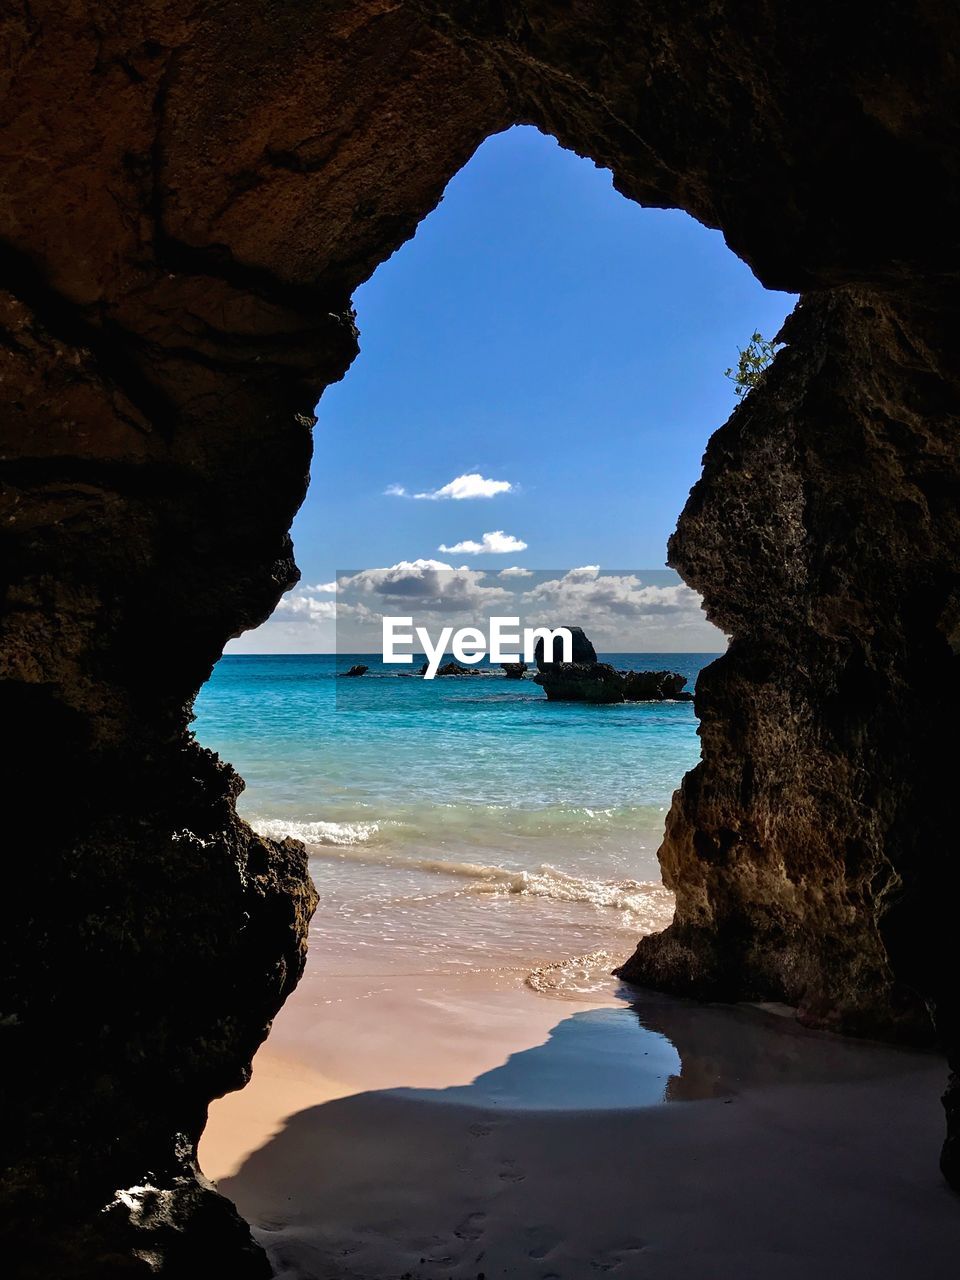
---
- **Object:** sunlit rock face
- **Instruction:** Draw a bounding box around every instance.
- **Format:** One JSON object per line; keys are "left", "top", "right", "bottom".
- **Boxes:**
{"left": 2, "top": 0, "right": 959, "bottom": 1271}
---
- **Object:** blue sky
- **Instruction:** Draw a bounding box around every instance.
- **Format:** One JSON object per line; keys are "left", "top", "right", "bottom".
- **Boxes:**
{"left": 230, "top": 125, "right": 795, "bottom": 653}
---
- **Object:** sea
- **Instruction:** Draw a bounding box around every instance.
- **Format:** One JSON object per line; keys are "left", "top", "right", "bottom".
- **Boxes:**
{"left": 193, "top": 653, "right": 720, "bottom": 989}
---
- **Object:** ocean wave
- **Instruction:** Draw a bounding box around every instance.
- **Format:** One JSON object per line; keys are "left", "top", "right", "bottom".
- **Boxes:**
{"left": 264, "top": 832, "right": 672, "bottom": 924}
{"left": 252, "top": 817, "right": 381, "bottom": 846}
{"left": 465, "top": 863, "right": 674, "bottom": 925}
{"left": 249, "top": 802, "right": 667, "bottom": 853}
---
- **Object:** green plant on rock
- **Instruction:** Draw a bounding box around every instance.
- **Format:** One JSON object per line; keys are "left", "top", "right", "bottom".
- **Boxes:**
{"left": 725, "top": 331, "right": 779, "bottom": 398}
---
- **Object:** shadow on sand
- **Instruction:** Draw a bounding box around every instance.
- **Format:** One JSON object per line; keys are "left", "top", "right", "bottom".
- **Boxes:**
{"left": 218, "top": 991, "right": 956, "bottom": 1280}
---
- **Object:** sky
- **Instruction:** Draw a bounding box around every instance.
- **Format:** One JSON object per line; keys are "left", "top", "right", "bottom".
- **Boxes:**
{"left": 228, "top": 125, "right": 796, "bottom": 654}
{"left": 330, "top": 567, "right": 719, "bottom": 656}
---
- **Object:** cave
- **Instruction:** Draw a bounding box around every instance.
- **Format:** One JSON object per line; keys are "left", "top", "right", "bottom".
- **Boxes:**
{"left": 2, "top": 2, "right": 959, "bottom": 1275}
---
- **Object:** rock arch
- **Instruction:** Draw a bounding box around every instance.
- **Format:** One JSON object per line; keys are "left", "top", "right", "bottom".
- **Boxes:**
{"left": 2, "top": 2, "right": 958, "bottom": 1272}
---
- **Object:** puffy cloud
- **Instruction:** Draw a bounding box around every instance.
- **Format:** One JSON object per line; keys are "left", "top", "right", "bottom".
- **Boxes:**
{"left": 265, "top": 594, "right": 335, "bottom": 630}
{"left": 308, "top": 580, "right": 337, "bottom": 593}
{"left": 499, "top": 566, "right": 533, "bottom": 578}
{"left": 438, "top": 530, "right": 528, "bottom": 555}
{"left": 338, "top": 559, "right": 511, "bottom": 612}
{"left": 273, "top": 594, "right": 336, "bottom": 622}
{"left": 525, "top": 569, "right": 707, "bottom": 624}
{"left": 386, "top": 473, "right": 514, "bottom": 500}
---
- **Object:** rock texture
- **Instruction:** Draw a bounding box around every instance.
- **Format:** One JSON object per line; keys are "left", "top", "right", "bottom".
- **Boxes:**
{"left": 2, "top": 0, "right": 960, "bottom": 1271}
{"left": 616, "top": 289, "right": 960, "bottom": 1046}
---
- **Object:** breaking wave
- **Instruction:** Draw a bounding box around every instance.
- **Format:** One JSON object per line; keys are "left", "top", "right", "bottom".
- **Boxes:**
{"left": 252, "top": 817, "right": 381, "bottom": 846}
{"left": 251, "top": 812, "right": 672, "bottom": 927}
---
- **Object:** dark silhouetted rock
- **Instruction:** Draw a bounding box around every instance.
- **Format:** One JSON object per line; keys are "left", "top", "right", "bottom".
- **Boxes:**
{"left": 535, "top": 660, "right": 626, "bottom": 702}
{"left": 622, "top": 670, "right": 694, "bottom": 701}
{"left": 533, "top": 625, "right": 597, "bottom": 668}
{"left": 419, "top": 660, "right": 480, "bottom": 676}
{"left": 501, "top": 661, "right": 527, "bottom": 678}
{"left": 341, "top": 664, "right": 368, "bottom": 677}
{"left": 532, "top": 628, "right": 692, "bottom": 703}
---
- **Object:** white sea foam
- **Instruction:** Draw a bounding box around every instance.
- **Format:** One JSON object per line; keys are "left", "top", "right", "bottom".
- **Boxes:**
{"left": 252, "top": 817, "right": 381, "bottom": 846}
{"left": 465, "top": 863, "right": 674, "bottom": 927}
{"left": 261, "top": 829, "right": 672, "bottom": 925}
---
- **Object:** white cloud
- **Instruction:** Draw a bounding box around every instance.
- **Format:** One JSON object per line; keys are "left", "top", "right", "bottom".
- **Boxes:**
{"left": 339, "top": 558, "right": 456, "bottom": 586}
{"left": 273, "top": 593, "right": 336, "bottom": 622}
{"left": 227, "top": 567, "right": 727, "bottom": 654}
{"left": 515, "top": 570, "right": 727, "bottom": 651}
{"left": 386, "top": 473, "right": 514, "bottom": 501}
{"left": 525, "top": 570, "right": 706, "bottom": 623}
{"left": 439, "top": 530, "right": 528, "bottom": 555}
{"left": 337, "top": 560, "right": 511, "bottom": 613}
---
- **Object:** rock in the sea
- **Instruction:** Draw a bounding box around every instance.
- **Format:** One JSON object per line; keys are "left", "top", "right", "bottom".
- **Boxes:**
{"left": 532, "top": 627, "right": 692, "bottom": 703}
{"left": 535, "top": 660, "right": 626, "bottom": 703}
{"left": 341, "top": 664, "right": 368, "bottom": 677}
{"left": 419, "top": 660, "right": 481, "bottom": 676}
{"left": 533, "top": 624, "right": 597, "bottom": 667}
{"left": 622, "top": 670, "right": 694, "bottom": 702}
{"left": 501, "top": 661, "right": 528, "bottom": 678}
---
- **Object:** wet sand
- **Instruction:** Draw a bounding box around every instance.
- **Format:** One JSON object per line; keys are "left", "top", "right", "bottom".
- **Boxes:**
{"left": 201, "top": 971, "right": 960, "bottom": 1279}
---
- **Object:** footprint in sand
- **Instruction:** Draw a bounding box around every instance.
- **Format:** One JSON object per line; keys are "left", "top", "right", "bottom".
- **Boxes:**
{"left": 454, "top": 1211, "right": 487, "bottom": 1242}
{"left": 524, "top": 1226, "right": 561, "bottom": 1260}
{"left": 591, "top": 1239, "right": 648, "bottom": 1271}
{"left": 498, "top": 1158, "right": 526, "bottom": 1183}
{"left": 253, "top": 1219, "right": 287, "bottom": 1233}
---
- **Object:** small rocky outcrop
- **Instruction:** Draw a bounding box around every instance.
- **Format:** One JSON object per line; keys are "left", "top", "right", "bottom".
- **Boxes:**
{"left": 341, "top": 664, "right": 368, "bottom": 677}
{"left": 419, "top": 660, "right": 481, "bottom": 676}
{"left": 536, "top": 660, "right": 625, "bottom": 702}
{"left": 533, "top": 627, "right": 692, "bottom": 704}
{"left": 533, "top": 625, "right": 598, "bottom": 666}
{"left": 622, "top": 670, "right": 694, "bottom": 702}
{"left": 501, "top": 661, "right": 527, "bottom": 678}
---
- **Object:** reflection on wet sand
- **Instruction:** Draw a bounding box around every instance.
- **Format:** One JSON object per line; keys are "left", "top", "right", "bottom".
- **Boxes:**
{"left": 391, "top": 987, "right": 936, "bottom": 1111}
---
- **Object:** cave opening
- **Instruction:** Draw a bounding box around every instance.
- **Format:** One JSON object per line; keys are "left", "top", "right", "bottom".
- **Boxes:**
{"left": 193, "top": 126, "right": 797, "bottom": 1166}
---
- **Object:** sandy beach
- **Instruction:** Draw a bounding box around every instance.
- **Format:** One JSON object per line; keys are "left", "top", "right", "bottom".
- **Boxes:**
{"left": 201, "top": 960, "right": 960, "bottom": 1280}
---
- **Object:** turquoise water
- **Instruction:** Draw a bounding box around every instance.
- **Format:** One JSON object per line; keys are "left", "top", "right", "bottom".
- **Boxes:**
{"left": 193, "top": 653, "right": 719, "bottom": 975}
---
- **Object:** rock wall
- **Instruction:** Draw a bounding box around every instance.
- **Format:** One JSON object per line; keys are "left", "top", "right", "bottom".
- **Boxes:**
{"left": 2, "top": 0, "right": 959, "bottom": 1272}
{"left": 617, "top": 289, "right": 960, "bottom": 1056}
